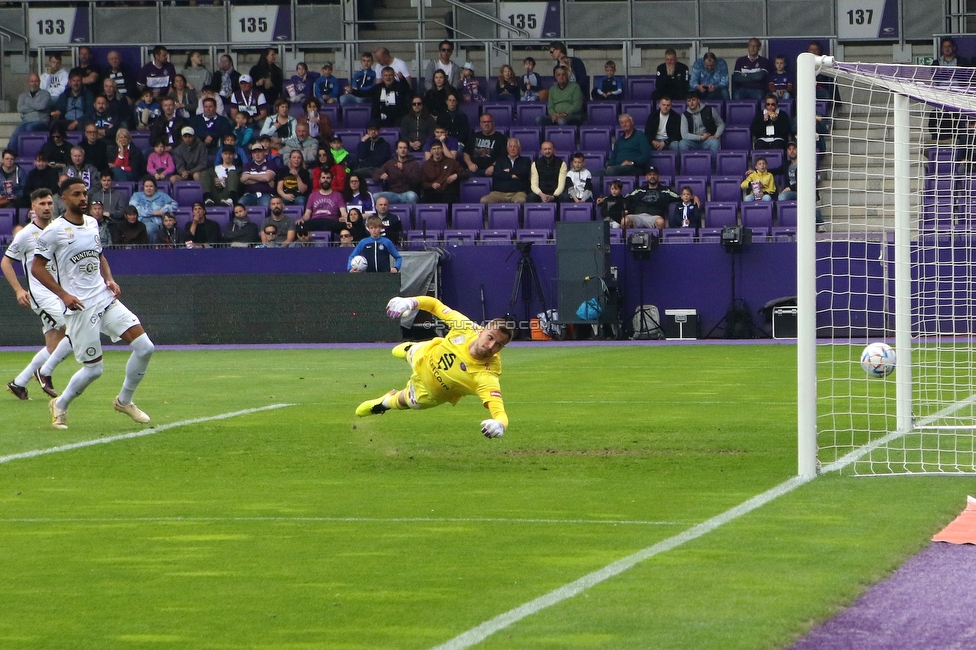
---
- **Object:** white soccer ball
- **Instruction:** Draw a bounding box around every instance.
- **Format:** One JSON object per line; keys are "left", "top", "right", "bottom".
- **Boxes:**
{"left": 350, "top": 255, "right": 368, "bottom": 272}
{"left": 860, "top": 342, "right": 896, "bottom": 378}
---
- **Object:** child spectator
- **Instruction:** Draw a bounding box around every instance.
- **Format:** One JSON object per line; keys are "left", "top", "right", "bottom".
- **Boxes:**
{"left": 341, "top": 52, "right": 377, "bottom": 105}
{"left": 565, "top": 152, "right": 593, "bottom": 203}
{"left": 597, "top": 179, "right": 627, "bottom": 227}
{"left": 741, "top": 156, "right": 776, "bottom": 202}
{"left": 670, "top": 186, "right": 703, "bottom": 228}
{"left": 304, "top": 97, "right": 323, "bottom": 139}
{"left": 347, "top": 215, "right": 402, "bottom": 273}
{"left": 232, "top": 111, "right": 254, "bottom": 151}
{"left": 459, "top": 63, "right": 484, "bottom": 103}
{"left": 313, "top": 63, "right": 341, "bottom": 105}
{"left": 147, "top": 138, "right": 176, "bottom": 181}
{"left": 522, "top": 57, "right": 540, "bottom": 102}
{"left": 113, "top": 205, "right": 149, "bottom": 246}
{"left": 768, "top": 55, "right": 794, "bottom": 99}
{"left": 559, "top": 56, "right": 577, "bottom": 83}
{"left": 592, "top": 61, "right": 623, "bottom": 101}
{"left": 329, "top": 134, "right": 353, "bottom": 172}
{"left": 158, "top": 212, "right": 187, "bottom": 247}
{"left": 136, "top": 88, "right": 161, "bottom": 130}
{"left": 495, "top": 65, "right": 519, "bottom": 103}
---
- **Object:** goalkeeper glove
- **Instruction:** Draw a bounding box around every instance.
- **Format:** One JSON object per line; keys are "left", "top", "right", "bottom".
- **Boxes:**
{"left": 481, "top": 419, "right": 505, "bottom": 439}
{"left": 386, "top": 297, "right": 418, "bottom": 319}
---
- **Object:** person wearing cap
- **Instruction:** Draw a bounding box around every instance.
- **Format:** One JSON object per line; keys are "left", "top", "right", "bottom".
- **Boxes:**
{"left": 171, "top": 126, "right": 209, "bottom": 183}
{"left": 349, "top": 66, "right": 411, "bottom": 127}
{"left": 149, "top": 96, "right": 190, "bottom": 150}
{"left": 354, "top": 121, "right": 392, "bottom": 177}
{"left": 229, "top": 74, "right": 269, "bottom": 127}
{"left": 201, "top": 145, "right": 242, "bottom": 207}
{"left": 239, "top": 141, "right": 277, "bottom": 207}
{"left": 623, "top": 167, "right": 696, "bottom": 230}
{"left": 606, "top": 113, "right": 652, "bottom": 177}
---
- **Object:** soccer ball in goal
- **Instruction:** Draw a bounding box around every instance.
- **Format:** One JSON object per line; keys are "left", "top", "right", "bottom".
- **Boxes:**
{"left": 860, "top": 342, "right": 896, "bottom": 378}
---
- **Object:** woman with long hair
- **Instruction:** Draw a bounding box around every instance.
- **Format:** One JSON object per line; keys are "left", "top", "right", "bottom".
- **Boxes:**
{"left": 249, "top": 47, "right": 284, "bottom": 103}
{"left": 401, "top": 96, "right": 436, "bottom": 151}
{"left": 169, "top": 73, "right": 197, "bottom": 118}
{"left": 423, "top": 69, "right": 455, "bottom": 118}
{"left": 343, "top": 172, "right": 375, "bottom": 216}
{"left": 108, "top": 128, "right": 146, "bottom": 182}
{"left": 495, "top": 64, "right": 519, "bottom": 103}
{"left": 311, "top": 147, "right": 347, "bottom": 193}
{"left": 182, "top": 50, "right": 212, "bottom": 93}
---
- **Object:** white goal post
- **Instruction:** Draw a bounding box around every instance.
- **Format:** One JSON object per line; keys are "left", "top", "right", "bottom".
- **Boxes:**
{"left": 797, "top": 53, "right": 976, "bottom": 477}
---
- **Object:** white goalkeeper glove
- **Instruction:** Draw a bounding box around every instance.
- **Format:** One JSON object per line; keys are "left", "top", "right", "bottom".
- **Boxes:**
{"left": 481, "top": 419, "right": 505, "bottom": 439}
{"left": 386, "top": 297, "right": 418, "bottom": 319}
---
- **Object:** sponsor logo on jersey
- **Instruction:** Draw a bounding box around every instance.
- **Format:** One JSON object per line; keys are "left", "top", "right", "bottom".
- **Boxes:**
{"left": 459, "top": 361, "right": 467, "bottom": 371}
{"left": 69, "top": 249, "right": 99, "bottom": 264}
{"left": 451, "top": 335, "right": 464, "bottom": 345}
{"left": 490, "top": 390, "right": 501, "bottom": 398}
{"left": 65, "top": 227, "right": 75, "bottom": 239}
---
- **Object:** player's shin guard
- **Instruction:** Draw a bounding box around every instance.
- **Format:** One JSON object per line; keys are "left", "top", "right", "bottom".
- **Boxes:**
{"left": 58, "top": 360, "right": 105, "bottom": 410}
{"left": 382, "top": 390, "right": 411, "bottom": 410}
{"left": 118, "top": 333, "right": 154, "bottom": 405}
{"left": 38, "top": 336, "right": 73, "bottom": 377}
{"left": 14, "top": 347, "right": 51, "bottom": 388}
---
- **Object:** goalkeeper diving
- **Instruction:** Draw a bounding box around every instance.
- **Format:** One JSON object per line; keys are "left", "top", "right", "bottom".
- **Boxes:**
{"left": 356, "top": 296, "right": 514, "bottom": 438}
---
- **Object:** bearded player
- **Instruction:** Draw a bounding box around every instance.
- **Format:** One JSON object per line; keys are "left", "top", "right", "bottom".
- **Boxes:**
{"left": 356, "top": 296, "right": 514, "bottom": 439}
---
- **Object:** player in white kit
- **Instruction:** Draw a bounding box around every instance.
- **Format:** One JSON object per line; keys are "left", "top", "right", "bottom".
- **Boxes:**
{"left": 2, "top": 188, "right": 74, "bottom": 400}
{"left": 31, "top": 178, "right": 155, "bottom": 429}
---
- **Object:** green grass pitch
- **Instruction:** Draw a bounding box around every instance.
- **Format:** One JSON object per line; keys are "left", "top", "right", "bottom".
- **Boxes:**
{"left": 0, "top": 344, "right": 973, "bottom": 649}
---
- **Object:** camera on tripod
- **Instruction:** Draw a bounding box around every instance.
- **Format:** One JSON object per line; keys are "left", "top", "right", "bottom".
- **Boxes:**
{"left": 627, "top": 231, "right": 658, "bottom": 260}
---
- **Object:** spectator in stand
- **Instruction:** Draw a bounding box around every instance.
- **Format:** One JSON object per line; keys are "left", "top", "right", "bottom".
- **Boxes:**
{"left": 538, "top": 67, "right": 583, "bottom": 126}
{"left": 277, "top": 150, "right": 311, "bottom": 208}
{"left": 522, "top": 57, "right": 540, "bottom": 102}
{"left": 113, "top": 205, "right": 149, "bottom": 247}
{"left": 530, "top": 141, "right": 567, "bottom": 203}
{"left": 239, "top": 142, "right": 277, "bottom": 207}
{"left": 232, "top": 111, "right": 255, "bottom": 152}
{"left": 623, "top": 167, "right": 690, "bottom": 229}
{"left": 158, "top": 211, "right": 187, "bottom": 248}
{"left": 341, "top": 208, "right": 368, "bottom": 243}
{"left": 402, "top": 97, "right": 436, "bottom": 153}
{"left": 464, "top": 113, "right": 507, "bottom": 176}
{"left": 191, "top": 97, "right": 233, "bottom": 157}
{"left": 421, "top": 141, "right": 467, "bottom": 203}
{"left": 435, "top": 92, "right": 469, "bottom": 143}
{"left": 374, "top": 197, "right": 404, "bottom": 245}
{"left": 168, "top": 74, "right": 197, "bottom": 119}
{"left": 23, "top": 153, "right": 60, "bottom": 200}
{"left": 250, "top": 48, "right": 284, "bottom": 104}
{"left": 150, "top": 96, "right": 189, "bottom": 150}
{"left": 302, "top": 97, "right": 323, "bottom": 140}
{"left": 171, "top": 126, "right": 209, "bottom": 183}
{"left": 425, "top": 40, "right": 461, "bottom": 91}
{"left": 102, "top": 50, "right": 136, "bottom": 102}
{"left": 741, "top": 156, "right": 775, "bottom": 201}
{"left": 138, "top": 45, "right": 177, "bottom": 98}
{"left": 344, "top": 173, "right": 375, "bottom": 216}
{"left": 90, "top": 200, "right": 114, "bottom": 245}
{"left": 261, "top": 197, "right": 297, "bottom": 246}
{"left": 372, "top": 47, "right": 411, "bottom": 82}
{"left": 750, "top": 94, "right": 791, "bottom": 150}
{"left": 10, "top": 74, "right": 51, "bottom": 155}
{"left": 224, "top": 203, "right": 260, "bottom": 246}
{"left": 102, "top": 78, "right": 133, "bottom": 130}
{"left": 347, "top": 216, "right": 402, "bottom": 274}
{"left": 40, "top": 125, "right": 72, "bottom": 171}
{"left": 653, "top": 49, "right": 690, "bottom": 101}
{"left": 302, "top": 168, "right": 347, "bottom": 232}
{"left": 312, "top": 146, "right": 348, "bottom": 193}
{"left": 548, "top": 41, "right": 589, "bottom": 99}
{"left": 776, "top": 142, "right": 800, "bottom": 201}
{"left": 51, "top": 71, "right": 94, "bottom": 132}
{"left": 936, "top": 37, "right": 968, "bottom": 67}
{"left": 61, "top": 146, "right": 99, "bottom": 189}
{"left": 768, "top": 55, "right": 794, "bottom": 99}
{"left": 374, "top": 140, "right": 421, "bottom": 204}
{"left": 424, "top": 70, "right": 455, "bottom": 118}
{"left": 424, "top": 124, "right": 459, "bottom": 161}
{"left": 733, "top": 38, "right": 772, "bottom": 100}
{"left": 84, "top": 96, "right": 118, "bottom": 141}
{"left": 229, "top": 75, "right": 269, "bottom": 128}
{"left": 495, "top": 65, "right": 520, "bottom": 103}
{"left": 645, "top": 97, "right": 682, "bottom": 151}
{"left": 0, "top": 150, "right": 25, "bottom": 210}
{"left": 108, "top": 128, "right": 146, "bottom": 182}
{"left": 129, "top": 176, "right": 177, "bottom": 243}
{"left": 70, "top": 46, "right": 100, "bottom": 96}
{"left": 592, "top": 61, "right": 623, "bottom": 101}
{"left": 678, "top": 91, "right": 725, "bottom": 152}
{"left": 481, "top": 138, "right": 531, "bottom": 204}
{"left": 340, "top": 52, "right": 377, "bottom": 106}
{"left": 201, "top": 145, "right": 242, "bottom": 207}
{"left": 690, "top": 52, "right": 729, "bottom": 100}
{"left": 135, "top": 87, "right": 161, "bottom": 131}
{"left": 184, "top": 202, "right": 222, "bottom": 247}
{"left": 597, "top": 179, "right": 627, "bottom": 227}
{"left": 285, "top": 62, "right": 317, "bottom": 105}
{"left": 607, "top": 113, "right": 652, "bottom": 176}
{"left": 350, "top": 67, "right": 412, "bottom": 127}
{"left": 40, "top": 53, "right": 69, "bottom": 103}
{"left": 90, "top": 172, "right": 127, "bottom": 223}
{"left": 259, "top": 99, "right": 297, "bottom": 151}
{"left": 459, "top": 63, "right": 484, "bottom": 103}
{"left": 182, "top": 51, "right": 212, "bottom": 94}
{"left": 210, "top": 54, "right": 241, "bottom": 102}
{"left": 566, "top": 152, "right": 594, "bottom": 203}
{"left": 355, "top": 121, "right": 392, "bottom": 177}
{"left": 670, "top": 186, "right": 703, "bottom": 228}
{"left": 214, "top": 132, "right": 247, "bottom": 168}
{"left": 313, "top": 63, "right": 340, "bottom": 105}
{"left": 281, "top": 121, "right": 318, "bottom": 166}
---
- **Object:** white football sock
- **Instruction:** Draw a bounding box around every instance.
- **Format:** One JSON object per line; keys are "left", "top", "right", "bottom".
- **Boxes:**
{"left": 39, "top": 337, "right": 73, "bottom": 377}
{"left": 57, "top": 361, "right": 104, "bottom": 410}
{"left": 14, "top": 348, "right": 51, "bottom": 387}
{"left": 118, "top": 333, "right": 154, "bottom": 405}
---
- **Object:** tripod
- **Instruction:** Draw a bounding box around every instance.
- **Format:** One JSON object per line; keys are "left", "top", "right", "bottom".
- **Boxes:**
{"left": 631, "top": 251, "right": 662, "bottom": 339}
{"left": 509, "top": 242, "right": 547, "bottom": 326}
{"left": 706, "top": 247, "right": 757, "bottom": 338}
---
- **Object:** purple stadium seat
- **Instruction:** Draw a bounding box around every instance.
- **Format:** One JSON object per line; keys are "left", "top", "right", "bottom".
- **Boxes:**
{"left": 388, "top": 203, "right": 413, "bottom": 229}
{"left": 559, "top": 203, "right": 593, "bottom": 222}
{"left": 487, "top": 203, "right": 520, "bottom": 230}
{"left": 379, "top": 128, "right": 401, "bottom": 151}
{"left": 741, "top": 202, "right": 774, "bottom": 231}
{"left": 509, "top": 127, "right": 541, "bottom": 155}
{"left": 341, "top": 104, "right": 371, "bottom": 129}
{"left": 283, "top": 205, "right": 304, "bottom": 221}
{"left": 579, "top": 127, "right": 612, "bottom": 153}
{"left": 16, "top": 133, "right": 47, "bottom": 159}
{"left": 174, "top": 206, "right": 192, "bottom": 223}
{"left": 112, "top": 182, "right": 135, "bottom": 204}
{"left": 483, "top": 102, "right": 514, "bottom": 127}
{"left": 459, "top": 177, "right": 492, "bottom": 204}
{"left": 771, "top": 226, "right": 796, "bottom": 239}
{"left": 131, "top": 131, "right": 152, "bottom": 154}
{"left": 722, "top": 127, "right": 752, "bottom": 151}
{"left": 523, "top": 203, "right": 556, "bottom": 230}
{"left": 704, "top": 202, "right": 738, "bottom": 228}
{"left": 777, "top": 201, "right": 798, "bottom": 228}
{"left": 544, "top": 126, "right": 576, "bottom": 153}
{"left": 627, "top": 77, "right": 656, "bottom": 101}
{"left": 309, "top": 231, "right": 332, "bottom": 244}
{"left": 621, "top": 102, "right": 650, "bottom": 127}
{"left": 320, "top": 104, "right": 340, "bottom": 127}
{"left": 335, "top": 129, "right": 361, "bottom": 154}
{"left": 716, "top": 151, "right": 748, "bottom": 176}
{"left": 155, "top": 181, "right": 172, "bottom": 196}
{"left": 444, "top": 229, "right": 479, "bottom": 245}
{"left": 662, "top": 228, "right": 695, "bottom": 242}
{"left": 587, "top": 103, "right": 619, "bottom": 126}
{"left": 679, "top": 152, "right": 712, "bottom": 177}
{"left": 246, "top": 206, "right": 268, "bottom": 222}
{"left": 755, "top": 150, "right": 783, "bottom": 171}
{"left": 516, "top": 103, "right": 548, "bottom": 126}
{"left": 698, "top": 227, "right": 724, "bottom": 242}
{"left": 671, "top": 100, "right": 686, "bottom": 115}
{"left": 582, "top": 152, "right": 606, "bottom": 170}
{"left": 725, "top": 100, "right": 759, "bottom": 126}
{"left": 451, "top": 203, "right": 485, "bottom": 230}
{"left": 0, "top": 209, "right": 16, "bottom": 245}
{"left": 674, "top": 176, "right": 707, "bottom": 201}
{"left": 648, "top": 152, "right": 677, "bottom": 178}
{"left": 406, "top": 229, "right": 442, "bottom": 246}
{"left": 415, "top": 204, "right": 449, "bottom": 231}
{"left": 601, "top": 176, "right": 636, "bottom": 195}
{"left": 65, "top": 132, "right": 82, "bottom": 145}
{"left": 459, "top": 101, "right": 481, "bottom": 125}
{"left": 480, "top": 229, "right": 514, "bottom": 244}
{"left": 173, "top": 181, "right": 203, "bottom": 206}
{"left": 778, "top": 99, "right": 794, "bottom": 118}
{"left": 710, "top": 177, "right": 743, "bottom": 203}
{"left": 206, "top": 206, "right": 232, "bottom": 228}
{"left": 517, "top": 229, "right": 551, "bottom": 243}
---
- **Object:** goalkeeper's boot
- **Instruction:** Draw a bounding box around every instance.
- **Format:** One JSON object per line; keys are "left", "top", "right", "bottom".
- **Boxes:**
{"left": 392, "top": 342, "right": 413, "bottom": 359}
{"left": 356, "top": 390, "right": 397, "bottom": 417}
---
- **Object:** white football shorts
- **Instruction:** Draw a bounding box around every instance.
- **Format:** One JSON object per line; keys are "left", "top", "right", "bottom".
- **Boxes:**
{"left": 66, "top": 299, "right": 141, "bottom": 363}
{"left": 33, "top": 297, "right": 66, "bottom": 334}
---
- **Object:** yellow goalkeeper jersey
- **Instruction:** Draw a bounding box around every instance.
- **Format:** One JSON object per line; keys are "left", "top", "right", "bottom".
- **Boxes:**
{"left": 412, "top": 296, "right": 508, "bottom": 426}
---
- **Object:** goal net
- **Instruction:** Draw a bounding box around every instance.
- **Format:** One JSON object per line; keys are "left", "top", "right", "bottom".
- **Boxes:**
{"left": 797, "top": 55, "right": 976, "bottom": 476}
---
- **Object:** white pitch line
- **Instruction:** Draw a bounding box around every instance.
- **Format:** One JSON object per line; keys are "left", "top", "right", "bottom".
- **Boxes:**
{"left": 0, "top": 404, "right": 293, "bottom": 465}
{"left": 0, "top": 516, "right": 681, "bottom": 526}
